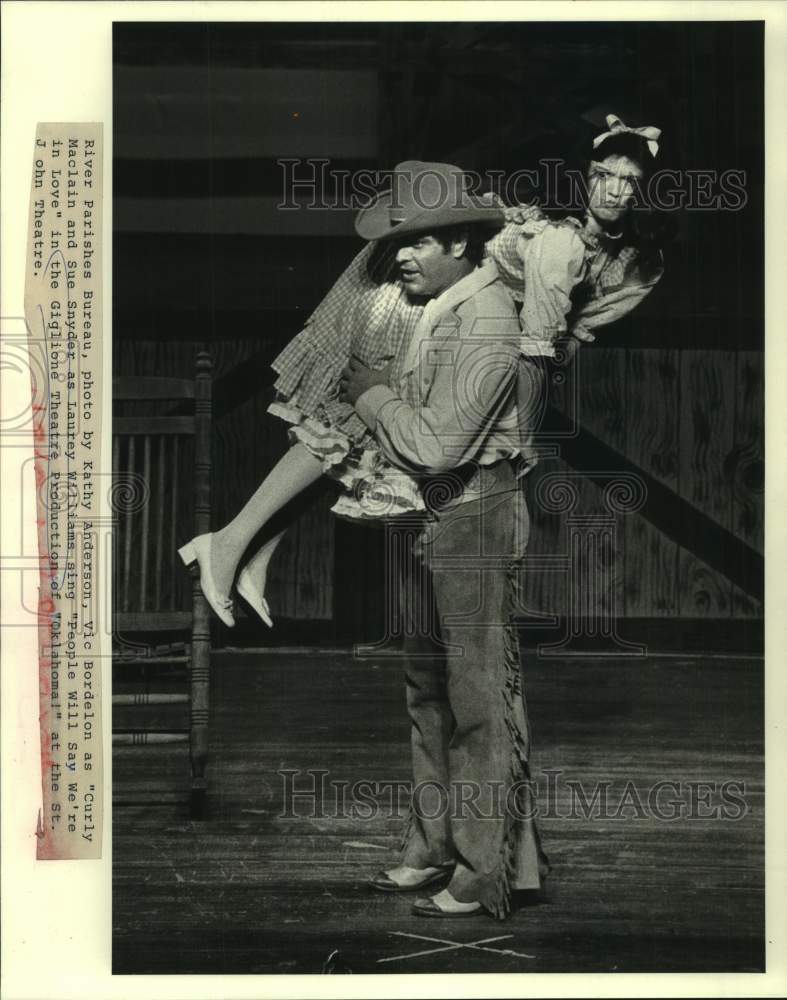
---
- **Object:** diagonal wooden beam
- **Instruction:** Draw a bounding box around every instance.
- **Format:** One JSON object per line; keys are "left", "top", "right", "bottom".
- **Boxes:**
{"left": 544, "top": 406, "right": 763, "bottom": 603}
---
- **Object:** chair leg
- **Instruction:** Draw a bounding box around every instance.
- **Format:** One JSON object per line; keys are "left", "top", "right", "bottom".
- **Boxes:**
{"left": 190, "top": 570, "right": 211, "bottom": 817}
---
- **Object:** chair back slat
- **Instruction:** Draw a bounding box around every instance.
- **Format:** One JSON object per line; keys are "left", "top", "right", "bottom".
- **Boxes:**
{"left": 113, "top": 377, "right": 195, "bottom": 400}
{"left": 115, "top": 416, "right": 195, "bottom": 436}
{"left": 170, "top": 436, "right": 179, "bottom": 610}
{"left": 114, "top": 611, "right": 193, "bottom": 631}
{"left": 139, "top": 435, "right": 152, "bottom": 610}
{"left": 122, "top": 436, "right": 135, "bottom": 612}
{"left": 155, "top": 437, "right": 165, "bottom": 610}
{"left": 194, "top": 354, "right": 212, "bottom": 537}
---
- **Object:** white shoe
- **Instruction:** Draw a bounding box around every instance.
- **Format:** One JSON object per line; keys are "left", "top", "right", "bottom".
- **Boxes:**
{"left": 236, "top": 566, "right": 274, "bottom": 628}
{"left": 412, "top": 888, "right": 484, "bottom": 917}
{"left": 178, "top": 533, "right": 235, "bottom": 627}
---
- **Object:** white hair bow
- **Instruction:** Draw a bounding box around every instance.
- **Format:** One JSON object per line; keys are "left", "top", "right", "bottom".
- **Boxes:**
{"left": 593, "top": 114, "right": 661, "bottom": 158}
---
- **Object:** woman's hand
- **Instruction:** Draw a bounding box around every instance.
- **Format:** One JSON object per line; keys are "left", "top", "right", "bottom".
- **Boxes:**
{"left": 479, "top": 191, "right": 506, "bottom": 208}
{"left": 339, "top": 357, "right": 392, "bottom": 405}
{"left": 554, "top": 335, "right": 582, "bottom": 367}
{"left": 503, "top": 203, "right": 544, "bottom": 225}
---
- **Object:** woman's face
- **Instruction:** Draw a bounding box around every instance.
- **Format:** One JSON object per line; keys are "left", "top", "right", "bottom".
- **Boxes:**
{"left": 586, "top": 153, "right": 644, "bottom": 230}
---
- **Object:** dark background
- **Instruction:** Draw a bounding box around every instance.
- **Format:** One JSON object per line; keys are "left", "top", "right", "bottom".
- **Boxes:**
{"left": 113, "top": 21, "right": 764, "bottom": 646}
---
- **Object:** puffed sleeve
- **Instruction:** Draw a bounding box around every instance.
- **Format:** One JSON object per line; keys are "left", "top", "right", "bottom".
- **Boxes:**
{"left": 518, "top": 222, "right": 587, "bottom": 357}
{"left": 569, "top": 252, "right": 664, "bottom": 342}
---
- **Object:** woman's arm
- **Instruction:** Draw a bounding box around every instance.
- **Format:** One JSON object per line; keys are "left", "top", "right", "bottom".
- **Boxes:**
{"left": 517, "top": 223, "right": 587, "bottom": 357}
{"left": 569, "top": 255, "right": 664, "bottom": 342}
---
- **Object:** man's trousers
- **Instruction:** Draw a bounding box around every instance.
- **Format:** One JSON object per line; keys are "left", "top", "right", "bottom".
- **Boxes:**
{"left": 393, "top": 459, "right": 549, "bottom": 919}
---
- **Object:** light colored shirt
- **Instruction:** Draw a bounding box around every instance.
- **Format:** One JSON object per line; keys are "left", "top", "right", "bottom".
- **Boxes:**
{"left": 354, "top": 260, "right": 526, "bottom": 481}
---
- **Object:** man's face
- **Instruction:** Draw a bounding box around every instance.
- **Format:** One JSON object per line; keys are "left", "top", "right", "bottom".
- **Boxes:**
{"left": 394, "top": 233, "right": 465, "bottom": 299}
{"left": 586, "top": 154, "right": 644, "bottom": 229}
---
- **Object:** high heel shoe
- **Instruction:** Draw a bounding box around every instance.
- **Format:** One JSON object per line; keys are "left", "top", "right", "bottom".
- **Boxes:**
{"left": 178, "top": 533, "right": 235, "bottom": 627}
{"left": 236, "top": 566, "right": 274, "bottom": 628}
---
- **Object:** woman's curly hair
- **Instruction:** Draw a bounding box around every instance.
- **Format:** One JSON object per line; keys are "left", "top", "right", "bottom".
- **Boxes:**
{"left": 544, "top": 130, "right": 678, "bottom": 274}
{"left": 593, "top": 132, "right": 677, "bottom": 270}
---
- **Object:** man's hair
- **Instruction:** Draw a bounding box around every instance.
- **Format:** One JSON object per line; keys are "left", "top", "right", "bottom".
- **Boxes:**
{"left": 432, "top": 223, "right": 489, "bottom": 266}
{"left": 366, "top": 222, "right": 492, "bottom": 284}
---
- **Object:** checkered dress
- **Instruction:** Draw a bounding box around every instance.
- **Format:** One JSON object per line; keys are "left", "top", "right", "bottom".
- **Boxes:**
{"left": 269, "top": 242, "right": 428, "bottom": 519}
{"left": 269, "top": 213, "right": 660, "bottom": 520}
{"left": 487, "top": 214, "right": 640, "bottom": 302}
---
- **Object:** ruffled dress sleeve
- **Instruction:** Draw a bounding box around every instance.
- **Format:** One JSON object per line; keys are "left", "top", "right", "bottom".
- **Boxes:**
{"left": 488, "top": 217, "right": 665, "bottom": 350}
{"left": 569, "top": 250, "right": 664, "bottom": 342}
{"left": 487, "top": 219, "right": 588, "bottom": 357}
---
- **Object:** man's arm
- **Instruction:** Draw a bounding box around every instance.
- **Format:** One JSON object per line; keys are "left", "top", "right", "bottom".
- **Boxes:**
{"left": 353, "top": 306, "right": 521, "bottom": 475}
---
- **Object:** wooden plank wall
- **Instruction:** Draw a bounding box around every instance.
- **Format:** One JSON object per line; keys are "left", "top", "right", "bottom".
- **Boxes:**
{"left": 731, "top": 352, "right": 765, "bottom": 617}
{"left": 624, "top": 348, "right": 680, "bottom": 616}
{"left": 530, "top": 346, "right": 763, "bottom": 620}
{"left": 114, "top": 339, "right": 763, "bottom": 622}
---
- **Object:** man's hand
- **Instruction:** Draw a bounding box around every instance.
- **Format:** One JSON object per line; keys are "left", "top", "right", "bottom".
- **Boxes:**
{"left": 339, "top": 357, "right": 392, "bottom": 405}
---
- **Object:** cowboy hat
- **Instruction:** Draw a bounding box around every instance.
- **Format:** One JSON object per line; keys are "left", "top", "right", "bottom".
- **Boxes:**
{"left": 354, "top": 160, "right": 504, "bottom": 242}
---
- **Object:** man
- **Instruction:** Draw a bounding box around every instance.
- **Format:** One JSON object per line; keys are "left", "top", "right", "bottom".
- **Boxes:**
{"left": 339, "top": 161, "right": 548, "bottom": 919}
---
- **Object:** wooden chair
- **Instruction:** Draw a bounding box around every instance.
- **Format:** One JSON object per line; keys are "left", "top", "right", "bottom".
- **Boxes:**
{"left": 111, "top": 351, "right": 213, "bottom": 816}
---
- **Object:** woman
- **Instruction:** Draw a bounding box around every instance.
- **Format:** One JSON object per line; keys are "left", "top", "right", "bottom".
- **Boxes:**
{"left": 179, "top": 115, "right": 667, "bottom": 628}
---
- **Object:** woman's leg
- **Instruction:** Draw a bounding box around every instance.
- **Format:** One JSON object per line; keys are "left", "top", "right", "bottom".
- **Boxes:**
{"left": 235, "top": 528, "right": 286, "bottom": 626}
{"left": 208, "top": 442, "right": 323, "bottom": 597}
{"left": 239, "top": 529, "right": 286, "bottom": 585}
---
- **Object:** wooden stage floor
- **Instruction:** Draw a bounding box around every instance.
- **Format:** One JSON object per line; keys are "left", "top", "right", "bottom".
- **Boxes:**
{"left": 113, "top": 649, "right": 764, "bottom": 975}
